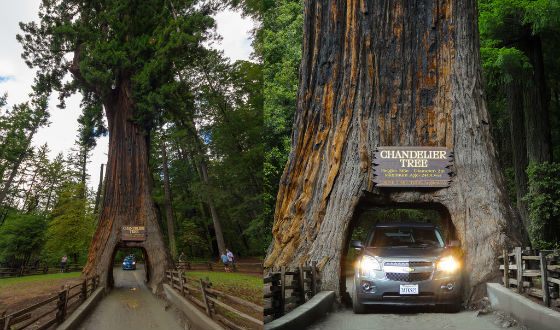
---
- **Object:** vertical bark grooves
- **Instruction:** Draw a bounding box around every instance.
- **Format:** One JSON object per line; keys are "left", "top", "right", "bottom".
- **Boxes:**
{"left": 84, "top": 81, "right": 171, "bottom": 293}
{"left": 520, "top": 36, "right": 552, "bottom": 163}
{"left": 162, "top": 140, "right": 177, "bottom": 259}
{"left": 265, "top": 0, "right": 524, "bottom": 304}
{"left": 507, "top": 80, "right": 529, "bottom": 228}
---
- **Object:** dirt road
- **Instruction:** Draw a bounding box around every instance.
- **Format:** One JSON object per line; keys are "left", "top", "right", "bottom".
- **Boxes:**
{"left": 78, "top": 265, "right": 185, "bottom": 330}
{"left": 308, "top": 278, "right": 520, "bottom": 330}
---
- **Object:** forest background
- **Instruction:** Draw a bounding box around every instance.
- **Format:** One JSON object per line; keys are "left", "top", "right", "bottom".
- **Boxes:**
{"left": 263, "top": 0, "right": 560, "bottom": 249}
{"left": 0, "top": 0, "right": 264, "bottom": 268}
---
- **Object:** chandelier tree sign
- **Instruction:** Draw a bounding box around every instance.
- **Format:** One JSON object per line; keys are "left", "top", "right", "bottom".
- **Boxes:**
{"left": 373, "top": 146, "right": 453, "bottom": 188}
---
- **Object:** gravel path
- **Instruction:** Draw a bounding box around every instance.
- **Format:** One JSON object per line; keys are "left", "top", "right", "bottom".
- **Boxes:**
{"left": 78, "top": 265, "right": 185, "bottom": 330}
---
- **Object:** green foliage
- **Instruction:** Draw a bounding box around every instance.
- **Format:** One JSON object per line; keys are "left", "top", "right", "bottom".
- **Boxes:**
{"left": 0, "top": 212, "right": 46, "bottom": 266}
{"left": 262, "top": 0, "right": 303, "bottom": 242}
{"left": 0, "top": 96, "right": 49, "bottom": 181}
{"left": 525, "top": 162, "right": 560, "bottom": 249}
{"left": 17, "top": 0, "right": 215, "bottom": 131}
{"left": 150, "top": 51, "right": 263, "bottom": 258}
{"left": 43, "top": 183, "right": 95, "bottom": 264}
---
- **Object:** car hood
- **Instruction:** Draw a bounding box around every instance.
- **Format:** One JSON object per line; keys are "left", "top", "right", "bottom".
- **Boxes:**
{"left": 363, "top": 247, "right": 445, "bottom": 259}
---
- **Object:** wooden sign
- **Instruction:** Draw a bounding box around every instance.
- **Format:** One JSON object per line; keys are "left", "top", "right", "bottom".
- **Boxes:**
{"left": 373, "top": 146, "right": 453, "bottom": 188}
{"left": 122, "top": 226, "right": 146, "bottom": 241}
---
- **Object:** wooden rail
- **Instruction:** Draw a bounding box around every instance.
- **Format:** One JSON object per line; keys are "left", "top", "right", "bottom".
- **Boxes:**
{"left": 0, "top": 264, "right": 83, "bottom": 278}
{"left": 165, "top": 270, "right": 263, "bottom": 330}
{"left": 498, "top": 247, "right": 560, "bottom": 307}
{"left": 176, "top": 261, "right": 263, "bottom": 274}
{"left": 0, "top": 275, "right": 99, "bottom": 330}
{"left": 263, "top": 262, "right": 321, "bottom": 323}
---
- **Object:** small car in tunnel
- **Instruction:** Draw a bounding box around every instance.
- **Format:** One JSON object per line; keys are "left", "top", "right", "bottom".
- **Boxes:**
{"left": 351, "top": 222, "right": 462, "bottom": 313}
{"left": 122, "top": 255, "right": 136, "bottom": 270}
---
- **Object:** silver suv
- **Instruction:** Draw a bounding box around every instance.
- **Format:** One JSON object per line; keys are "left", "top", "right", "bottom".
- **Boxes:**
{"left": 351, "top": 222, "right": 462, "bottom": 313}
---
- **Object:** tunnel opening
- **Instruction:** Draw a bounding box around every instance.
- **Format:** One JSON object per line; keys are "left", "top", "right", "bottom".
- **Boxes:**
{"left": 107, "top": 244, "right": 150, "bottom": 289}
{"left": 340, "top": 197, "right": 461, "bottom": 308}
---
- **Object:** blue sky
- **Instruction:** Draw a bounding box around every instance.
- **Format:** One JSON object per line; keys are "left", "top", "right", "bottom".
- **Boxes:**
{"left": 0, "top": 2, "right": 254, "bottom": 189}
{"left": 0, "top": 76, "right": 14, "bottom": 83}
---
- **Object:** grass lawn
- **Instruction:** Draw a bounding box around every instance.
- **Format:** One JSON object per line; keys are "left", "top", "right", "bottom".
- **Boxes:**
{"left": 185, "top": 271, "right": 262, "bottom": 305}
{"left": 0, "top": 272, "right": 82, "bottom": 313}
{"left": 0, "top": 272, "right": 81, "bottom": 289}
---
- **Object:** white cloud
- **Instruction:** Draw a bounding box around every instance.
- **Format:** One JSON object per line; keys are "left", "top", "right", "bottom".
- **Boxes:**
{"left": 0, "top": 2, "right": 254, "bottom": 192}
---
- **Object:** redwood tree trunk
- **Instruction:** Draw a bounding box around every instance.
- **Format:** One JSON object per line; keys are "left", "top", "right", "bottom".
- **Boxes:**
{"left": 265, "top": 0, "right": 524, "bottom": 304}
{"left": 507, "top": 80, "right": 529, "bottom": 229}
{"left": 161, "top": 140, "right": 177, "bottom": 259}
{"left": 84, "top": 81, "right": 172, "bottom": 293}
{"left": 520, "top": 35, "right": 552, "bottom": 164}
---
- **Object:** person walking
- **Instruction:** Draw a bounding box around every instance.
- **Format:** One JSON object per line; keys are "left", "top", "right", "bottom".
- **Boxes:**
{"left": 226, "top": 248, "right": 235, "bottom": 271}
{"left": 220, "top": 252, "right": 230, "bottom": 272}
{"left": 60, "top": 255, "right": 67, "bottom": 273}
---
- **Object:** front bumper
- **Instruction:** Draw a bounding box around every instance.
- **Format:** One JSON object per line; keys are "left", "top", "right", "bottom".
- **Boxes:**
{"left": 354, "top": 271, "right": 461, "bottom": 306}
{"left": 122, "top": 264, "right": 136, "bottom": 270}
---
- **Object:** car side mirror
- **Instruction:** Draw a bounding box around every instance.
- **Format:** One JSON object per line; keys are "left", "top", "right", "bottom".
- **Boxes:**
{"left": 351, "top": 240, "right": 364, "bottom": 250}
{"left": 448, "top": 240, "right": 460, "bottom": 247}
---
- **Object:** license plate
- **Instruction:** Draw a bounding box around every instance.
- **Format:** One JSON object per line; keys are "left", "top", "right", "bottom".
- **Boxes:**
{"left": 399, "top": 284, "right": 419, "bottom": 295}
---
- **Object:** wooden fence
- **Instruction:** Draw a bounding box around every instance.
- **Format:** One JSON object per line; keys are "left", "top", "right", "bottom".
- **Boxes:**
{"left": 263, "top": 262, "right": 321, "bottom": 323}
{"left": 0, "top": 275, "right": 99, "bottom": 330}
{"left": 176, "top": 261, "right": 263, "bottom": 274}
{"left": 0, "top": 264, "right": 83, "bottom": 278}
{"left": 498, "top": 247, "right": 560, "bottom": 307}
{"left": 165, "top": 270, "right": 263, "bottom": 329}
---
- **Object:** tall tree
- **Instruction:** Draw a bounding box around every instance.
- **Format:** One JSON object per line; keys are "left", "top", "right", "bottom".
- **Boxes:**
{"left": 18, "top": 0, "right": 215, "bottom": 291}
{"left": 160, "top": 138, "right": 177, "bottom": 259}
{"left": 0, "top": 97, "right": 49, "bottom": 207}
{"left": 264, "top": 0, "right": 525, "bottom": 304}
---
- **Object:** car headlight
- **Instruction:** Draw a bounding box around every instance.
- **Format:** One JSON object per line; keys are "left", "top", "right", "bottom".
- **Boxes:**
{"left": 437, "top": 256, "right": 459, "bottom": 273}
{"left": 122, "top": 262, "right": 126, "bottom": 265}
{"left": 132, "top": 262, "right": 136, "bottom": 265}
{"left": 360, "top": 255, "right": 381, "bottom": 276}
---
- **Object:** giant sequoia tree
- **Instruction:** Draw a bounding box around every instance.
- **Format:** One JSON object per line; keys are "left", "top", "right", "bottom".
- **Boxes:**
{"left": 18, "top": 0, "right": 214, "bottom": 291}
{"left": 265, "top": 0, "right": 525, "bottom": 303}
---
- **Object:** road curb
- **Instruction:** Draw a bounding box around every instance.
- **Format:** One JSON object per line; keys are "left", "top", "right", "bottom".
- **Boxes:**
{"left": 265, "top": 291, "right": 335, "bottom": 330}
{"left": 163, "top": 283, "right": 224, "bottom": 330}
{"left": 57, "top": 287, "right": 105, "bottom": 330}
{"left": 487, "top": 282, "right": 560, "bottom": 330}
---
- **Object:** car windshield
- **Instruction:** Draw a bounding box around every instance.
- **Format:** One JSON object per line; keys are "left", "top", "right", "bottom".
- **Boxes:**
{"left": 369, "top": 226, "right": 444, "bottom": 248}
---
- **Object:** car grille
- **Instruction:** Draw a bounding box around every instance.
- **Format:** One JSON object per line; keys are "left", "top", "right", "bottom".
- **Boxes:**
{"left": 384, "top": 261, "right": 433, "bottom": 267}
{"left": 386, "top": 272, "right": 431, "bottom": 282}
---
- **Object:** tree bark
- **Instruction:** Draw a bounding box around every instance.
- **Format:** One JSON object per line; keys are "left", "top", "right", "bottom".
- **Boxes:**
{"left": 520, "top": 35, "right": 552, "bottom": 163}
{"left": 506, "top": 80, "right": 529, "bottom": 229}
{"left": 199, "top": 159, "right": 226, "bottom": 255}
{"left": 161, "top": 140, "right": 177, "bottom": 259}
{"left": 93, "top": 163, "right": 105, "bottom": 216}
{"left": 83, "top": 80, "right": 172, "bottom": 293}
{"left": 178, "top": 116, "right": 227, "bottom": 256}
{"left": 265, "top": 0, "right": 524, "bottom": 305}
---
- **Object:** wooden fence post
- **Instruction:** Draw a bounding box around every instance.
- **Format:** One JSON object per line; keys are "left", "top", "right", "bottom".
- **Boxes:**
{"left": 298, "top": 265, "right": 306, "bottom": 304}
{"left": 311, "top": 261, "right": 318, "bottom": 296}
{"left": 3, "top": 314, "right": 11, "bottom": 330}
{"left": 200, "top": 279, "right": 212, "bottom": 317}
{"left": 539, "top": 252, "right": 550, "bottom": 307}
{"left": 81, "top": 278, "right": 88, "bottom": 300}
{"left": 280, "top": 267, "right": 286, "bottom": 315}
{"left": 503, "top": 249, "right": 509, "bottom": 288}
{"left": 179, "top": 272, "right": 185, "bottom": 295}
{"left": 515, "top": 247, "right": 523, "bottom": 293}
{"left": 56, "top": 285, "right": 69, "bottom": 323}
